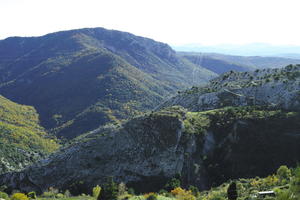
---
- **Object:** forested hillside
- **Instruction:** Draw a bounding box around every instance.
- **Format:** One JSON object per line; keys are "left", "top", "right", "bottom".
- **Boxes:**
{"left": 0, "top": 95, "right": 59, "bottom": 174}
{"left": 0, "top": 28, "right": 216, "bottom": 138}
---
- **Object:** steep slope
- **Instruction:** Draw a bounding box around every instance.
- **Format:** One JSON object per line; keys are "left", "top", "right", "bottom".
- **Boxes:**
{"left": 0, "top": 67, "right": 299, "bottom": 194}
{"left": 0, "top": 28, "right": 217, "bottom": 138}
{"left": 0, "top": 106, "right": 299, "bottom": 194}
{"left": 0, "top": 95, "right": 59, "bottom": 174}
{"left": 159, "top": 64, "right": 300, "bottom": 111}
{"left": 178, "top": 52, "right": 254, "bottom": 74}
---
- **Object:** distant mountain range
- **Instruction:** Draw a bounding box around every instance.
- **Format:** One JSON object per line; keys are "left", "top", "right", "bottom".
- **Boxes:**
{"left": 173, "top": 43, "right": 300, "bottom": 58}
{"left": 179, "top": 52, "right": 300, "bottom": 74}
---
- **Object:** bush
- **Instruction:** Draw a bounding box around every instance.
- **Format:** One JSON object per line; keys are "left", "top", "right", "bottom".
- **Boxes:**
{"left": 275, "top": 189, "right": 293, "bottom": 200}
{"left": 188, "top": 185, "right": 200, "bottom": 197}
{"left": 164, "top": 178, "right": 181, "bottom": 191}
{"left": 69, "top": 181, "right": 89, "bottom": 195}
{"left": 128, "top": 188, "right": 135, "bottom": 195}
{"left": 227, "top": 182, "right": 238, "bottom": 200}
{"left": 144, "top": 192, "right": 158, "bottom": 200}
{"left": 55, "top": 193, "right": 65, "bottom": 198}
{"left": 93, "top": 185, "right": 101, "bottom": 198}
{"left": 27, "top": 192, "right": 36, "bottom": 199}
{"left": 0, "top": 191, "right": 9, "bottom": 200}
{"left": 158, "top": 189, "right": 167, "bottom": 195}
{"left": 171, "top": 187, "right": 196, "bottom": 200}
{"left": 64, "top": 190, "right": 71, "bottom": 197}
{"left": 277, "top": 166, "right": 292, "bottom": 181}
{"left": 41, "top": 188, "right": 60, "bottom": 198}
{"left": 118, "top": 182, "right": 127, "bottom": 196}
{"left": 290, "top": 167, "right": 300, "bottom": 195}
{"left": 11, "top": 193, "right": 29, "bottom": 200}
{"left": 0, "top": 185, "right": 7, "bottom": 192}
{"left": 98, "top": 177, "right": 118, "bottom": 200}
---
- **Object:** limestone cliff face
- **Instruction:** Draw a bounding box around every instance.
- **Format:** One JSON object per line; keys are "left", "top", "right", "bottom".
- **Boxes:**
{"left": 0, "top": 107, "right": 299, "bottom": 194}
{"left": 0, "top": 66, "right": 299, "bottom": 194}
{"left": 0, "top": 111, "right": 193, "bottom": 194}
{"left": 159, "top": 65, "right": 300, "bottom": 111}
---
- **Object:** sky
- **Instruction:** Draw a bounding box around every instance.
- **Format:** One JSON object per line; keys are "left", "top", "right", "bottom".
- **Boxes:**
{"left": 1, "top": 0, "right": 300, "bottom": 46}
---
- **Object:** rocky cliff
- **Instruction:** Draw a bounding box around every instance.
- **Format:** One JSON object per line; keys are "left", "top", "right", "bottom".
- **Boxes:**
{"left": 0, "top": 106, "right": 299, "bottom": 194}
{"left": 158, "top": 64, "right": 300, "bottom": 111}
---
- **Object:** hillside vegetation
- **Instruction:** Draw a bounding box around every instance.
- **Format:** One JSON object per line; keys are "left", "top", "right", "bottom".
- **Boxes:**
{"left": 0, "top": 95, "right": 59, "bottom": 174}
{"left": 0, "top": 104, "right": 299, "bottom": 195}
{"left": 0, "top": 28, "right": 299, "bottom": 200}
{"left": 0, "top": 28, "right": 216, "bottom": 138}
{"left": 159, "top": 64, "right": 300, "bottom": 111}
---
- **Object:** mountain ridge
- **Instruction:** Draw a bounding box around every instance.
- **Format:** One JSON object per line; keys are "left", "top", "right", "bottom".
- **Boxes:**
{"left": 0, "top": 27, "right": 216, "bottom": 138}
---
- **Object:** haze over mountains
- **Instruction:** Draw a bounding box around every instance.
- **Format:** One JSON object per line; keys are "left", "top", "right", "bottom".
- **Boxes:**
{"left": 173, "top": 43, "right": 300, "bottom": 58}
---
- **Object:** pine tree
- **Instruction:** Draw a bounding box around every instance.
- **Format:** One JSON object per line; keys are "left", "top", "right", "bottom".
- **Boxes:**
{"left": 227, "top": 182, "right": 238, "bottom": 200}
{"left": 98, "top": 177, "right": 118, "bottom": 200}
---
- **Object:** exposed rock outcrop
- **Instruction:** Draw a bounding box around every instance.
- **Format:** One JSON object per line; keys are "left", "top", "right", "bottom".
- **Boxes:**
{"left": 1, "top": 107, "right": 299, "bottom": 194}
{"left": 0, "top": 109, "right": 193, "bottom": 194}
{"left": 159, "top": 65, "right": 300, "bottom": 111}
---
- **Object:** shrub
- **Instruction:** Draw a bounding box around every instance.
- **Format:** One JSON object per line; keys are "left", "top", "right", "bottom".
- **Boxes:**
{"left": 290, "top": 167, "right": 300, "bottom": 195}
{"left": 128, "top": 188, "right": 135, "bottom": 195}
{"left": 41, "top": 191, "right": 54, "bottom": 198}
{"left": 41, "top": 188, "right": 59, "bottom": 198}
{"left": 118, "top": 182, "right": 127, "bottom": 196}
{"left": 93, "top": 185, "right": 101, "bottom": 198}
{"left": 158, "top": 189, "right": 167, "bottom": 195}
{"left": 277, "top": 165, "right": 292, "bottom": 181}
{"left": 11, "top": 193, "right": 29, "bottom": 200}
{"left": 64, "top": 190, "right": 71, "bottom": 197}
{"left": 0, "top": 191, "right": 9, "bottom": 200}
{"left": 171, "top": 187, "right": 185, "bottom": 196}
{"left": 144, "top": 192, "right": 158, "bottom": 200}
{"left": 164, "top": 178, "right": 181, "bottom": 191}
{"left": 69, "top": 181, "right": 89, "bottom": 195}
{"left": 275, "top": 189, "right": 293, "bottom": 200}
{"left": 27, "top": 192, "right": 36, "bottom": 199}
{"left": 188, "top": 185, "right": 200, "bottom": 197}
{"left": 98, "top": 177, "right": 118, "bottom": 200}
{"left": 171, "top": 187, "right": 196, "bottom": 200}
{"left": 55, "top": 193, "right": 65, "bottom": 198}
{"left": 227, "top": 182, "right": 238, "bottom": 200}
{"left": 0, "top": 185, "right": 7, "bottom": 192}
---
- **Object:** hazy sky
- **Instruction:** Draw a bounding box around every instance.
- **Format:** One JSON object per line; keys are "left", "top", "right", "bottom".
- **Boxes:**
{"left": 1, "top": 0, "right": 300, "bottom": 45}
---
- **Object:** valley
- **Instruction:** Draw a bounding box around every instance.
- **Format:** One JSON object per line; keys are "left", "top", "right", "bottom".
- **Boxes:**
{"left": 0, "top": 28, "right": 299, "bottom": 200}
